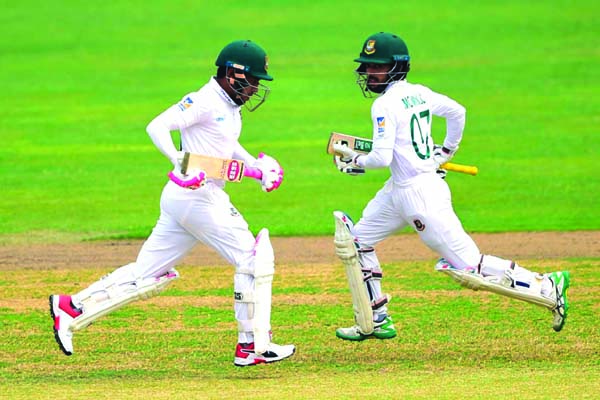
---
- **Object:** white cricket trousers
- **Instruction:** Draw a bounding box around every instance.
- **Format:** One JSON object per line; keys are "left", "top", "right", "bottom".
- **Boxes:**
{"left": 352, "top": 172, "right": 554, "bottom": 300}
{"left": 74, "top": 181, "right": 259, "bottom": 342}
{"left": 138, "top": 181, "right": 256, "bottom": 277}
{"left": 354, "top": 172, "right": 481, "bottom": 269}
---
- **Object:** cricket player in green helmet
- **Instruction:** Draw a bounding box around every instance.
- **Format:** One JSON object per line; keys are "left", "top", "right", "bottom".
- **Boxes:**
{"left": 49, "top": 40, "right": 295, "bottom": 366}
{"left": 354, "top": 31, "right": 411, "bottom": 96}
{"left": 215, "top": 39, "right": 273, "bottom": 111}
{"left": 333, "top": 32, "right": 570, "bottom": 341}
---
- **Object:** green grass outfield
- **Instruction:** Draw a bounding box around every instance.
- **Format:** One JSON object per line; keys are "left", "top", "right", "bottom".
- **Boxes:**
{"left": 2, "top": 259, "right": 599, "bottom": 399}
{"left": 1, "top": 0, "right": 598, "bottom": 240}
{"left": 1, "top": 1, "right": 599, "bottom": 399}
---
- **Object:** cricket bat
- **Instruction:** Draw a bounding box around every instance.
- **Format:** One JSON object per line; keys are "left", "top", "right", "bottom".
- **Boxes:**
{"left": 180, "top": 153, "right": 262, "bottom": 182}
{"left": 327, "top": 132, "right": 479, "bottom": 176}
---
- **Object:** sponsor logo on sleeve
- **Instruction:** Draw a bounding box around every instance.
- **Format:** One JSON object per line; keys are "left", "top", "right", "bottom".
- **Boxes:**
{"left": 177, "top": 96, "right": 194, "bottom": 111}
{"left": 376, "top": 117, "right": 385, "bottom": 133}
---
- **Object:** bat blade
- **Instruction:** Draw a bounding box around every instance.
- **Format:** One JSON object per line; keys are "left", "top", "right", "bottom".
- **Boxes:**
{"left": 327, "top": 132, "right": 372, "bottom": 155}
{"left": 180, "top": 153, "right": 246, "bottom": 182}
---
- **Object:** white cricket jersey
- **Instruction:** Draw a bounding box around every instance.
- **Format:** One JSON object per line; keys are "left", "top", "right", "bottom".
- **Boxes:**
{"left": 161, "top": 77, "right": 242, "bottom": 158}
{"left": 364, "top": 80, "right": 465, "bottom": 183}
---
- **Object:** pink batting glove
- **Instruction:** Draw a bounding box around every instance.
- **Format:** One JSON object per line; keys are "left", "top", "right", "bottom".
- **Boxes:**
{"left": 254, "top": 152, "right": 283, "bottom": 192}
{"left": 168, "top": 169, "right": 206, "bottom": 189}
{"left": 243, "top": 166, "right": 263, "bottom": 180}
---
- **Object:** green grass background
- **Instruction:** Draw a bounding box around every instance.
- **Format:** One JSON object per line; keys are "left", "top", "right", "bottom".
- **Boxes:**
{"left": 1, "top": 2, "right": 599, "bottom": 399}
{"left": 1, "top": 0, "right": 598, "bottom": 241}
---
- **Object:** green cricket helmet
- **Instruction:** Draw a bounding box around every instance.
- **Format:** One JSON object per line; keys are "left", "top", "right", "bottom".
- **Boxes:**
{"left": 215, "top": 40, "right": 273, "bottom": 81}
{"left": 354, "top": 32, "right": 411, "bottom": 96}
{"left": 215, "top": 40, "right": 272, "bottom": 111}
{"left": 355, "top": 32, "right": 410, "bottom": 65}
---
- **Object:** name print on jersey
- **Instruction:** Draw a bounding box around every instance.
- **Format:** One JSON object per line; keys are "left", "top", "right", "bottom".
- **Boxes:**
{"left": 401, "top": 94, "right": 426, "bottom": 109}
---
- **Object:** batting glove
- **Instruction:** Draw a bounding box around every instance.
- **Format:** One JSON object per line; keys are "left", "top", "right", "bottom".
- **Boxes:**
{"left": 435, "top": 168, "right": 447, "bottom": 180}
{"left": 168, "top": 167, "right": 206, "bottom": 189}
{"left": 432, "top": 144, "right": 457, "bottom": 169}
{"left": 333, "top": 143, "right": 365, "bottom": 176}
{"left": 253, "top": 153, "right": 284, "bottom": 192}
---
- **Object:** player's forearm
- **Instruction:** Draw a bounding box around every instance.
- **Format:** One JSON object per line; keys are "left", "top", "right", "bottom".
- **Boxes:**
{"left": 355, "top": 147, "right": 392, "bottom": 169}
{"left": 146, "top": 117, "right": 180, "bottom": 167}
{"left": 430, "top": 91, "right": 465, "bottom": 151}
{"left": 443, "top": 110, "right": 465, "bottom": 151}
{"left": 232, "top": 142, "right": 257, "bottom": 165}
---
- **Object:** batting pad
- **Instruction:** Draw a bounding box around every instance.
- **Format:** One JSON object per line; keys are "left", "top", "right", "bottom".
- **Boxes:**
{"left": 333, "top": 211, "right": 374, "bottom": 335}
{"left": 70, "top": 270, "right": 179, "bottom": 332}
{"left": 435, "top": 260, "right": 555, "bottom": 309}
{"left": 253, "top": 228, "right": 275, "bottom": 355}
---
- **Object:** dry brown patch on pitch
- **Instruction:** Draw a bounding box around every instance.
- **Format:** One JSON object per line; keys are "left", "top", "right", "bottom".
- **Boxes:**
{"left": 1, "top": 231, "right": 598, "bottom": 271}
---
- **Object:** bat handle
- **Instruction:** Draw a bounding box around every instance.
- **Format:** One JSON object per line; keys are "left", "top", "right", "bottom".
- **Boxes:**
{"left": 441, "top": 162, "right": 479, "bottom": 176}
{"left": 243, "top": 166, "right": 263, "bottom": 180}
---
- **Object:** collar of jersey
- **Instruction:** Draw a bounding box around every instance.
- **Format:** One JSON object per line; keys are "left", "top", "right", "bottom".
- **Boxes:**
{"left": 378, "top": 79, "right": 407, "bottom": 97}
{"left": 209, "top": 77, "right": 240, "bottom": 107}
{"left": 386, "top": 79, "right": 406, "bottom": 91}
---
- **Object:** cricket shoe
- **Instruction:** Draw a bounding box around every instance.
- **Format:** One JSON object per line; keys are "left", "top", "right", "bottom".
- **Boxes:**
{"left": 336, "top": 315, "right": 397, "bottom": 341}
{"left": 49, "top": 295, "right": 82, "bottom": 356}
{"left": 548, "top": 271, "right": 570, "bottom": 332}
{"left": 233, "top": 342, "right": 296, "bottom": 367}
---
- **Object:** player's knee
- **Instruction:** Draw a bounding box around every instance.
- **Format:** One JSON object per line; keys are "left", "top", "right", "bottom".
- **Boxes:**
{"left": 235, "top": 228, "right": 274, "bottom": 276}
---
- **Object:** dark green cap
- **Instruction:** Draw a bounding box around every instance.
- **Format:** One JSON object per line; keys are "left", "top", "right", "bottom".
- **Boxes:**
{"left": 354, "top": 32, "right": 410, "bottom": 64}
{"left": 215, "top": 40, "right": 273, "bottom": 81}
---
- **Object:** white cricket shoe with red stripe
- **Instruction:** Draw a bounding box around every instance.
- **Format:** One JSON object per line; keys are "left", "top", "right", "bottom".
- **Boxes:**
{"left": 234, "top": 342, "right": 295, "bottom": 367}
{"left": 49, "top": 295, "right": 82, "bottom": 356}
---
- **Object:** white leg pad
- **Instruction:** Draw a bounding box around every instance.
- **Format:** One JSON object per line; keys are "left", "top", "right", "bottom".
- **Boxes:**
{"left": 70, "top": 269, "right": 179, "bottom": 331}
{"left": 435, "top": 260, "right": 555, "bottom": 309}
{"left": 253, "top": 228, "right": 275, "bottom": 354}
{"left": 333, "top": 211, "right": 374, "bottom": 335}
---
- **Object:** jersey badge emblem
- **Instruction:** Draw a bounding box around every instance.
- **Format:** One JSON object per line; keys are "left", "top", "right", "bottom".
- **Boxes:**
{"left": 364, "top": 40, "right": 376, "bottom": 55}
{"left": 413, "top": 219, "right": 426, "bottom": 231}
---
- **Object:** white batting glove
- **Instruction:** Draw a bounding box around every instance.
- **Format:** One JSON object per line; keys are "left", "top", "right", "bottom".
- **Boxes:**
{"left": 253, "top": 153, "right": 284, "bottom": 192}
{"left": 432, "top": 144, "right": 457, "bottom": 169}
{"left": 168, "top": 167, "right": 206, "bottom": 189}
{"left": 333, "top": 143, "right": 359, "bottom": 160}
{"left": 333, "top": 143, "right": 365, "bottom": 176}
